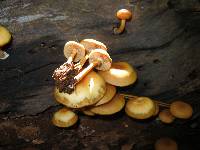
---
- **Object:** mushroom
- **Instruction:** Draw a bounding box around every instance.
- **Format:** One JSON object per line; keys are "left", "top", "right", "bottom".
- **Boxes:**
{"left": 0, "top": 25, "right": 11, "bottom": 60}
{"left": 155, "top": 137, "right": 178, "bottom": 150}
{"left": 52, "top": 41, "right": 86, "bottom": 93}
{"left": 113, "top": 9, "right": 132, "bottom": 34}
{"left": 74, "top": 49, "right": 112, "bottom": 84}
{"left": 170, "top": 101, "right": 193, "bottom": 119}
{"left": 159, "top": 109, "right": 175, "bottom": 124}
{"left": 75, "top": 39, "right": 107, "bottom": 71}
{"left": 80, "top": 39, "right": 107, "bottom": 54}
{"left": 98, "top": 62, "right": 137, "bottom": 87}
{"left": 63, "top": 41, "right": 85, "bottom": 63}
{"left": 121, "top": 93, "right": 170, "bottom": 108}
{"left": 125, "top": 97, "right": 156, "bottom": 119}
{"left": 0, "top": 50, "right": 9, "bottom": 60}
{"left": 95, "top": 84, "right": 116, "bottom": 106}
{"left": 52, "top": 108, "right": 78, "bottom": 128}
{"left": 54, "top": 71, "right": 106, "bottom": 108}
{"left": 90, "top": 94, "right": 125, "bottom": 115}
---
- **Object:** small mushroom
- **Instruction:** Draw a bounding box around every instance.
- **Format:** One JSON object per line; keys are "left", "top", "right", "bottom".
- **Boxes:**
{"left": 155, "top": 137, "right": 178, "bottom": 150}
{"left": 75, "top": 39, "right": 107, "bottom": 71}
{"left": 170, "top": 101, "right": 193, "bottom": 119}
{"left": 0, "top": 50, "right": 9, "bottom": 60}
{"left": 74, "top": 49, "right": 112, "bottom": 84}
{"left": 125, "top": 97, "right": 156, "bottom": 119}
{"left": 159, "top": 109, "right": 175, "bottom": 124}
{"left": 90, "top": 94, "right": 125, "bottom": 115}
{"left": 98, "top": 62, "right": 137, "bottom": 87}
{"left": 64, "top": 41, "right": 85, "bottom": 63}
{"left": 95, "top": 84, "right": 116, "bottom": 106}
{"left": 52, "top": 108, "right": 78, "bottom": 128}
{"left": 52, "top": 41, "right": 86, "bottom": 93}
{"left": 0, "top": 25, "right": 11, "bottom": 60}
{"left": 120, "top": 93, "right": 170, "bottom": 109}
{"left": 113, "top": 9, "right": 132, "bottom": 34}
{"left": 54, "top": 71, "right": 106, "bottom": 108}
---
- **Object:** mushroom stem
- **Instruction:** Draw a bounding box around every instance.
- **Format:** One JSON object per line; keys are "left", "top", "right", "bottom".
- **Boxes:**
{"left": 114, "top": 19, "right": 126, "bottom": 34}
{"left": 67, "top": 50, "right": 77, "bottom": 64}
{"left": 74, "top": 54, "right": 89, "bottom": 71}
{"left": 74, "top": 49, "right": 112, "bottom": 84}
{"left": 74, "top": 61, "right": 100, "bottom": 84}
{"left": 120, "top": 93, "right": 170, "bottom": 108}
{"left": 0, "top": 49, "right": 9, "bottom": 60}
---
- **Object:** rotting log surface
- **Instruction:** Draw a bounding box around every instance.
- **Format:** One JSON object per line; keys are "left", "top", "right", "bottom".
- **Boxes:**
{"left": 0, "top": 0, "right": 200, "bottom": 149}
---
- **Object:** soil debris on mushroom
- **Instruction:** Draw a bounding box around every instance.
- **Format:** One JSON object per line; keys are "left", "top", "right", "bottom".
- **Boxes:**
{"left": 52, "top": 61, "right": 78, "bottom": 94}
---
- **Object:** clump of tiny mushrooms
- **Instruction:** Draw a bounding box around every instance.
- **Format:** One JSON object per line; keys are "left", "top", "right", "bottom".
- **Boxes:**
{"left": 0, "top": 25, "right": 11, "bottom": 60}
{"left": 52, "top": 39, "right": 194, "bottom": 128}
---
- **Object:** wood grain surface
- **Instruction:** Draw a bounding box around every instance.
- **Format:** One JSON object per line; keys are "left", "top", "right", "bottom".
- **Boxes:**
{"left": 0, "top": 0, "right": 200, "bottom": 149}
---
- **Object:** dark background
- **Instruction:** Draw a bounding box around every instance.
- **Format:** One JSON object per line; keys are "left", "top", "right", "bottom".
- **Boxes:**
{"left": 0, "top": 0, "right": 200, "bottom": 149}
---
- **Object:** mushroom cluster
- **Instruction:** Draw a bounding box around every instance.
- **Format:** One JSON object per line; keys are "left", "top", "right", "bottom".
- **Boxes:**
{"left": 123, "top": 94, "right": 193, "bottom": 124}
{"left": 52, "top": 39, "right": 193, "bottom": 128}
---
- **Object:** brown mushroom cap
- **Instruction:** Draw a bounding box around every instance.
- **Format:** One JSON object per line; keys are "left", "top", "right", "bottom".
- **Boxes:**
{"left": 95, "top": 84, "right": 116, "bottom": 106}
{"left": 80, "top": 39, "right": 107, "bottom": 54}
{"left": 170, "top": 101, "right": 193, "bottom": 119}
{"left": 159, "top": 109, "right": 175, "bottom": 124}
{"left": 155, "top": 137, "right": 178, "bottom": 150}
{"left": 0, "top": 25, "right": 11, "bottom": 47}
{"left": 54, "top": 71, "right": 106, "bottom": 108}
{"left": 52, "top": 108, "right": 78, "bottom": 128}
{"left": 90, "top": 94, "right": 125, "bottom": 115}
{"left": 116, "top": 9, "right": 132, "bottom": 20}
{"left": 125, "top": 97, "right": 156, "bottom": 119}
{"left": 89, "top": 49, "right": 112, "bottom": 71}
{"left": 64, "top": 41, "right": 85, "bottom": 62}
{"left": 98, "top": 62, "right": 137, "bottom": 87}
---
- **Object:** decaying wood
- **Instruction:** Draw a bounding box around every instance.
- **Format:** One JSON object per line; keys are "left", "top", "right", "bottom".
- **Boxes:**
{"left": 0, "top": 0, "right": 200, "bottom": 149}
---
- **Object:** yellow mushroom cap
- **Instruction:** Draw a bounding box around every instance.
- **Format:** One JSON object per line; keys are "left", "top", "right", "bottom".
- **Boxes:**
{"left": 90, "top": 94, "right": 125, "bottom": 115}
{"left": 54, "top": 71, "right": 106, "bottom": 108}
{"left": 95, "top": 84, "right": 116, "bottom": 106}
{"left": 116, "top": 9, "right": 132, "bottom": 20}
{"left": 98, "top": 62, "right": 137, "bottom": 87}
{"left": 125, "top": 97, "right": 156, "bottom": 119}
{"left": 170, "top": 101, "right": 193, "bottom": 119}
{"left": 155, "top": 137, "right": 178, "bottom": 150}
{"left": 52, "top": 108, "right": 78, "bottom": 128}
{"left": 159, "top": 109, "right": 175, "bottom": 124}
{"left": 80, "top": 39, "right": 107, "bottom": 54}
{"left": 0, "top": 25, "right": 11, "bottom": 47}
